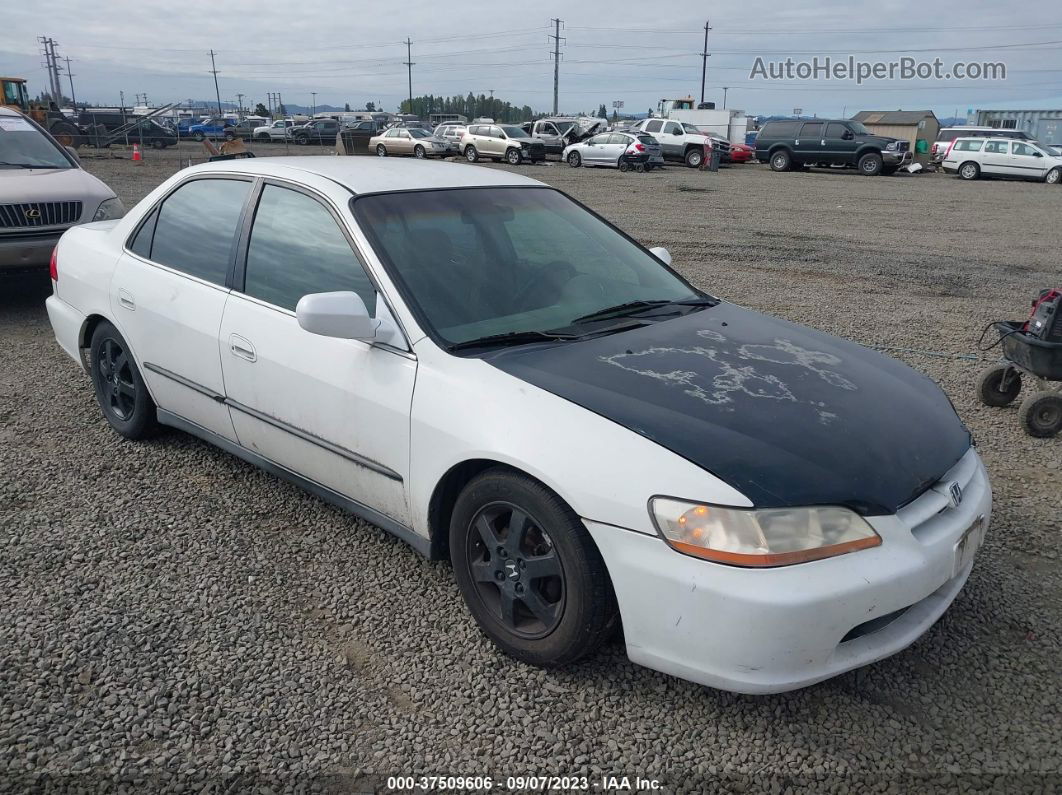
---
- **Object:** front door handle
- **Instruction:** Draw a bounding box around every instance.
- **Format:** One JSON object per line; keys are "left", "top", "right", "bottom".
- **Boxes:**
{"left": 229, "top": 334, "right": 257, "bottom": 362}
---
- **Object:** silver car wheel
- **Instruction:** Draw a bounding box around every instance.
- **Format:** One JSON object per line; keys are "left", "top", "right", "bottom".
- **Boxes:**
{"left": 414, "top": 145, "right": 426, "bottom": 159}
{"left": 1046, "top": 168, "right": 1061, "bottom": 185}
{"left": 376, "top": 145, "right": 387, "bottom": 157}
{"left": 959, "top": 162, "right": 979, "bottom": 180}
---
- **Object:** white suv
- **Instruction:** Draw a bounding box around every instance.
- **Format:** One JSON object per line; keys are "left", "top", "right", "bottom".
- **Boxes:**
{"left": 942, "top": 137, "right": 1062, "bottom": 183}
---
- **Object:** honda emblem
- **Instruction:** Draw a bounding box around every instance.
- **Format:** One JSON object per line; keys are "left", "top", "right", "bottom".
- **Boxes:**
{"left": 948, "top": 482, "right": 963, "bottom": 509}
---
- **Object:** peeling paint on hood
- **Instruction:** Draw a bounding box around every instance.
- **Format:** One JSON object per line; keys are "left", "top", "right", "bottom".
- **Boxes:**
{"left": 485, "top": 303, "right": 971, "bottom": 515}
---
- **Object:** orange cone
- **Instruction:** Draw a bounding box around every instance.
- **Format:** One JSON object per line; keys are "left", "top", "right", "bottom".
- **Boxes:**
{"left": 132, "top": 144, "right": 142, "bottom": 163}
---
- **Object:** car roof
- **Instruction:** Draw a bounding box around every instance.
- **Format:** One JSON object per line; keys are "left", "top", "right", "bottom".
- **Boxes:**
{"left": 183, "top": 156, "right": 545, "bottom": 195}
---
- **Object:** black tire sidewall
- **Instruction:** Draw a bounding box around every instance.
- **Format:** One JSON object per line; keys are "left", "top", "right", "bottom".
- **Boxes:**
{"left": 450, "top": 469, "right": 617, "bottom": 667}
{"left": 685, "top": 148, "right": 703, "bottom": 168}
{"left": 1046, "top": 168, "right": 1061, "bottom": 185}
{"left": 507, "top": 148, "right": 521, "bottom": 165}
{"left": 415, "top": 145, "right": 425, "bottom": 158}
{"left": 90, "top": 322, "right": 158, "bottom": 440}
{"left": 1020, "top": 392, "right": 1062, "bottom": 437}
{"left": 376, "top": 145, "right": 387, "bottom": 157}
{"left": 977, "top": 364, "right": 1022, "bottom": 407}
{"left": 466, "top": 146, "right": 478, "bottom": 162}
{"left": 568, "top": 152, "right": 581, "bottom": 167}
{"left": 960, "top": 162, "right": 979, "bottom": 180}
{"left": 770, "top": 150, "right": 790, "bottom": 171}
{"left": 859, "top": 153, "right": 883, "bottom": 176}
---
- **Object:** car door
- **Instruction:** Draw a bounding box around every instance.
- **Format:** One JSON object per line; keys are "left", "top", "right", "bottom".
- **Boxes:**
{"left": 218, "top": 180, "right": 415, "bottom": 525}
{"left": 484, "top": 126, "right": 504, "bottom": 157}
{"left": 1008, "top": 141, "right": 1048, "bottom": 180}
{"left": 980, "top": 140, "right": 1010, "bottom": 175}
{"left": 603, "top": 133, "right": 630, "bottom": 165}
{"left": 822, "top": 121, "right": 852, "bottom": 165}
{"left": 113, "top": 175, "right": 256, "bottom": 442}
{"left": 661, "top": 121, "right": 684, "bottom": 159}
{"left": 794, "top": 121, "right": 825, "bottom": 164}
{"left": 582, "top": 134, "right": 610, "bottom": 165}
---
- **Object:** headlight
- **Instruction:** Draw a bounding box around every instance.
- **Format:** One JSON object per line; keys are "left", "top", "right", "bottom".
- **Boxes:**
{"left": 884, "top": 141, "right": 898, "bottom": 151}
{"left": 92, "top": 197, "right": 125, "bottom": 222}
{"left": 649, "top": 498, "right": 880, "bottom": 567}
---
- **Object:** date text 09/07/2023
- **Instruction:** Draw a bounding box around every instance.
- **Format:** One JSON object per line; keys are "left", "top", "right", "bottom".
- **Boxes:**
{"left": 384, "top": 774, "right": 663, "bottom": 791}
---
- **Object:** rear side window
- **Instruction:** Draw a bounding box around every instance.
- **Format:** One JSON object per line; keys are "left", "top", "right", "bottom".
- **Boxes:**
{"left": 644, "top": 120, "right": 663, "bottom": 133}
{"left": 983, "top": 140, "right": 1008, "bottom": 153}
{"left": 953, "top": 139, "right": 984, "bottom": 152}
{"left": 147, "top": 178, "right": 251, "bottom": 284}
{"left": 761, "top": 121, "right": 799, "bottom": 138}
{"left": 800, "top": 121, "right": 824, "bottom": 138}
{"left": 242, "top": 185, "right": 376, "bottom": 314}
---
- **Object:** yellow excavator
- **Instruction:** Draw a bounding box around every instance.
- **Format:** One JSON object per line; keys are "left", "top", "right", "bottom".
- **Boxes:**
{"left": 1, "top": 76, "right": 86, "bottom": 147}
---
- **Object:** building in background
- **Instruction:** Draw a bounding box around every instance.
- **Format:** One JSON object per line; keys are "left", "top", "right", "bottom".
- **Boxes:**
{"left": 851, "top": 110, "right": 940, "bottom": 160}
{"left": 972, "top": 109, "right": 1062, "bottom": 146}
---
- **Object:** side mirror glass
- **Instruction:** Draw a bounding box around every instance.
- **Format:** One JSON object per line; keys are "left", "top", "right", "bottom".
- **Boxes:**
{"left": 296, "top": 291, "right": 379, "bottom": 340}
{"left": 649, "top": 246, "right": 672, "bottom": 265}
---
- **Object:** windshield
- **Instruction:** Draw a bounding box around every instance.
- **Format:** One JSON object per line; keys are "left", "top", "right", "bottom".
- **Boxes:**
{"left": 353, "top": 187, "right": 700, "bottom": 346}
{"left": 0, "top": 117, "right": 74, "bottom": 169}
{"left": 501, "top": 126, "right": 529, "bottom": 138}
{"left": 682, "top": 123, "right": 703, "bottom": 134}
{"left": 554, "top": 121, "right": 575, "bottom": 135}
{"left": 847, "top": 122, "right": 869, "bottom": 135}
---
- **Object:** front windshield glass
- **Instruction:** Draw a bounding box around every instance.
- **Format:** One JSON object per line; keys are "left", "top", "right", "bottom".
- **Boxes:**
{"left": 682, "top": 123, "right": 703, "bottom": 134}
{"left": 554, "top": 121, "right": 575, "bottom": 135}
{"left": 501, "top": 126, "right": 529, "bottom": 138}
{"left": 0, "top": 118, "right": 73, "bottom": 169}
{"left": 353, "top": 187, "right": 700, "bottom": 346}
{"left": 847, "top": 122, "right": 869, "bottom": 135}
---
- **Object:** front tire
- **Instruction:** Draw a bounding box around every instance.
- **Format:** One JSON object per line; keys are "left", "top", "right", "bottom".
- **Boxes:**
{"left": 192, "top": 132, "right": 205, "bottom": 142}
{"left": 1019, "top": 392, "right": 1062, "bottom": 437}
{"left": 506, "top": 148, "right": 522, "bottom": 165}
{"left": 770, "top": 149, "right": 791, "bottom": 171}
{"left": 450, "top": 469, "right": 618, "bottom": 667}
{"left": 977, "top": 364, "right": 1021, "bottom": 407}
{"left": 1045, "top": 167, "right": 1061, "bottom": 185}
{"left": 858, "top": 152, "right": 883, "bottom": 176}
{"left": 465, "top": 145, "right": 479, "bottom": 162}
{"left": 295, "top": 136, "right": 308, "bottom": 146}
{"left": 567, "top": 151, "right": 581, "bottom": 168}
{"left": 959, "top": 161, "right": 980, "bottom": 180}
{"left": 376, "top": 144, "right": 387, "bottom": 157}
{"left": 684, "top": 147, "right": 704, "bottom": 168}
{"left": 90, "top": 321, "right": 159, "bottom": 440}
{"left": 151, "top": 139, "right": 166, "bottom": 150}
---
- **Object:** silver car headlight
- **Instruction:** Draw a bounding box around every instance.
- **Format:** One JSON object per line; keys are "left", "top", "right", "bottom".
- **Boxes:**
{"left": 649, "top": 497, "right": 880, "bottom": 567}
{"left": 92, "top": 197, "right": 126, "bottom": 222}
{"left": 884, "top": 141, "right": 899, "bottom": 151}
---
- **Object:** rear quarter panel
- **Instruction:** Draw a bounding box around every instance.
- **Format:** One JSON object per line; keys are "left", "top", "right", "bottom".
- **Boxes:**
{"left": 53, "top": 222, "right": 123, "bottom": 348}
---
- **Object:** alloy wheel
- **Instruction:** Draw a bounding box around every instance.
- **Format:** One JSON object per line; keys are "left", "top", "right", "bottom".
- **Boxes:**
{"left": 464, "top": 502, "right": 565, "bottom": 639}
{"left": 95, "top": 338, "right": 137, "bottom": 421}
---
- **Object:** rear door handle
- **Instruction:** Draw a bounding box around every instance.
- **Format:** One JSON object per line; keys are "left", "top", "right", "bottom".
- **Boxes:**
{"left": 229, "top": 334, "right": 257, "bottom": 362}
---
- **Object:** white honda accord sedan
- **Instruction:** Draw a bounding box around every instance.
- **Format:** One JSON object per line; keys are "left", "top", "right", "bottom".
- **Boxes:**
{"left": 46, "top": 157, "right": 991, "bottom": 694}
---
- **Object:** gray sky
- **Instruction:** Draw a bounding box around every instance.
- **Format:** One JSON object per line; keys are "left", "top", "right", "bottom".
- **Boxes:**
{"left": 4, "top": 0, "right": 1061, "bottom": 116}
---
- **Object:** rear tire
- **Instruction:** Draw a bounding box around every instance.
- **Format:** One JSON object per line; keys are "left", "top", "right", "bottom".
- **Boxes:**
{"left": 450, "top": 468, "right": 619, "bottom": 667}
{"left": 414, "top": 145, "right": 426, "bottom": 159}
{"left": 151, "top": 139, "right": 166, "bottom": 150}
{"left": 1019, "top": 392, "right": 1062, "bottom": 437}
{"left": 193, "top": 132, "right": 205, "bottom": 142}
{"left": 89, "top": 321, "right": 159, "bottom": 441}
{"left": 567, "top": 151, "right": 581, "bottom": 168}
{"left": 858, "top": 152, "right": 883, "bottom": 176}
{"left": 976, "top": 364, "right": 1021, "bottom": 407}
{"left": 769, "top": 149, "right": 791, "bottom": 172}
{"left": 465, "top": 145, "right": 479, "bottom": 162}
{"left": 376, "top": 144, "right": 387, "bottom": 157}
{"left": 959, "top": 161, "right": 980, "bottom": 180}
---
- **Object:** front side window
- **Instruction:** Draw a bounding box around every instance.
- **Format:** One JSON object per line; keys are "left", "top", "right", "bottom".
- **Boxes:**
{"left": 243, "top": 185, "right": 376, "bottom": 314}
{"left": 353, "top": 187, "right": 699, "bottom": 346}
{"left": 147, "top": 178, "right": 251, "bottom": 283}
{"left": 826, "top": 122, "right": 848, "bottom": 139}
{"left": 1011, "top": 142, "right": 1037, "bottom": 156}
{"left": 847, "top": 122, "right": 869, "bottom": 135}
{"left": 663, "top": 122, "right": 682, "bottom": 135}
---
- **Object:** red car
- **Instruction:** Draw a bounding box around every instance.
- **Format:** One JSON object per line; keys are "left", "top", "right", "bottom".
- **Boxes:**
{"left": 726, "top": 142, "right": 755, "bottom": 163}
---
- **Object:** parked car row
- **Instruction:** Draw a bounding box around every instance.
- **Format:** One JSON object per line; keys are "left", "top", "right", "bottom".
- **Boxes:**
{"left": 941, "top": 137, "right": 1062, "bottom": 183}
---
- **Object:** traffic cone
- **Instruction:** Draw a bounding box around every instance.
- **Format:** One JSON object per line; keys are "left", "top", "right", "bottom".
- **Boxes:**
{"left": 132, "top": 144, "right": 142, "bottom": 163}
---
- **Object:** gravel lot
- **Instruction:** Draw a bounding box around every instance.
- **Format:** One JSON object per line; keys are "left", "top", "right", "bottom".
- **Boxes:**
{"left": 2, "top": 141, "right": 1060, "bottom": 792}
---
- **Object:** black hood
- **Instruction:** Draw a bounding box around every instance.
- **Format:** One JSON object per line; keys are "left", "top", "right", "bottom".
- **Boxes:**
{"left": 485, "top": 304, "right": 971, "bottom": 515}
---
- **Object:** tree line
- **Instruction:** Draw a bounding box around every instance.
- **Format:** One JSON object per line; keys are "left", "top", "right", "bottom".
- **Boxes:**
{"left": 399, "top": 94, "right": 537, "bottom": 122}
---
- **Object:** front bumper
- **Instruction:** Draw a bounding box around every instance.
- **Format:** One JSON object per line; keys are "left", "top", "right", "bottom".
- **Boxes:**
{"left": 884, "top": 149, "right": 914, "bottom": 165}
{"left": 0, "top": 230, "right": 65, "bottom": 271}
{"left": 586, "top": 447, "right": 991, "bottom": 694}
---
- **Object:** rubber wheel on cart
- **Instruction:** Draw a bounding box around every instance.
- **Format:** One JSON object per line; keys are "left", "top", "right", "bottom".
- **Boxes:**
{"left": 684, "top": 148, "right": 704, "bottom": 168}
{"left": 1019, "top": 392, "right": 1062, "bottom": 437}
{"left": 977, "top": 364, "right": 1022, "bottom": 407}
{"left": 90, "top": 321, "right": 159, "bottom": 441}
{"left": 770, "top": 149, "right": 791, "bottom": 172}
{"left": 465, "top": 146, "right": 479, "bottom": 162}
{"left": 449, "top": 468, "right": 618, "bottom": 667}
{"left": 635, "top": 163, "right": 645, "bottom": 173}
{"left": 618, "top": 161, "right": 630, "bottom": 172}
{"left": 858, "top": 153, "right": 883, "bottom": 176}
{"left": 567, "top": 151, "right": 581, "bottom": 168}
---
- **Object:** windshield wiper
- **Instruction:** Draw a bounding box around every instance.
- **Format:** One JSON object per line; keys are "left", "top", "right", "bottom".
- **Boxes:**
{"left": 0, "top": 162, "right": 64, "bottom": 169}
{"left": 571, "top": 296, "right": 716, "bottom": 325}
{"left": 448, "top": 329, "right": 581, "bottom": 351}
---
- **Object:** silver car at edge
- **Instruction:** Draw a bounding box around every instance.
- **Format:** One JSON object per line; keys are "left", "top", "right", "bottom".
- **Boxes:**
{"left": 1, "top": 106, "right": 123, "bottom": 273}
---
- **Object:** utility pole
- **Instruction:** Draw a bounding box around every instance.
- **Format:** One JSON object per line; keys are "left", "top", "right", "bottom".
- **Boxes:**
{"left": 549, "top": 19, "right": 564, "bottom": 115}
{"left": 63, "top": 56, "right": 77, "bottom": 111}
{"left": 38, "top": 37, "right": 63, "bottom": 105}
{"left": 722, "top": 87, "right": 728, "bottom": 109}
{"left": 209, "top": 50, "right": 222, "bottom": 116}
{"left": 311, "top": 91, "right": 317, "bottom": 117}
{"left": 699, "top": 20, "right": 711, "bottom": 106}
{"left": 403, "top": 38, "right": 414, "bottom": 114}
{"left": 236, "top": 92, "right": 244, "bottom": 115}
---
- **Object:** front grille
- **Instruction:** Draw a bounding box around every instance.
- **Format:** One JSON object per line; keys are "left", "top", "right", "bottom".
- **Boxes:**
{"left": 528, "top": 142, "right": 545, "bottom": 157}
{"left": 897, "top": 448, "right": 982, "bottom": 544}
{"left": 0, "top": 201, "right": 82, "bottom": 229}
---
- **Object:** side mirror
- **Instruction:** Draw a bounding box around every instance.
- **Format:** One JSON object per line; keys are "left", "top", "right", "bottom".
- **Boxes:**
{"left": 296, "top": 291, "right": 379, "bottom": 340}
{"left": 843, "top": 131, "right": 854, "bottom": 140}
{"left": 1033, "top": 151, "right": 1043, "bottom": 158}
{"left": 649, "top": 246, "right": 672, "bottom": 265}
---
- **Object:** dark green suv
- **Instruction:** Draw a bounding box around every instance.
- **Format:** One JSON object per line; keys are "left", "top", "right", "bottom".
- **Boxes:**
{"left": 754, "top": 119, "right": 911, "bottom": 176}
